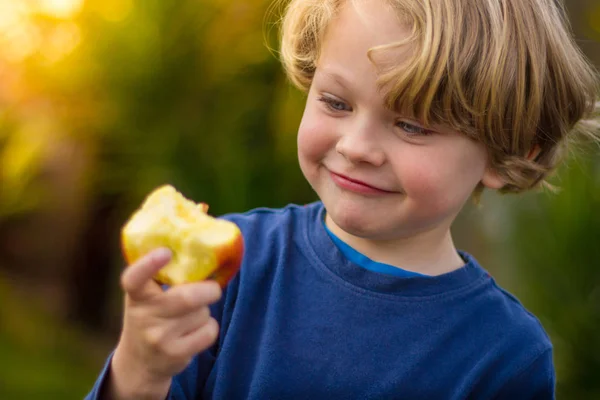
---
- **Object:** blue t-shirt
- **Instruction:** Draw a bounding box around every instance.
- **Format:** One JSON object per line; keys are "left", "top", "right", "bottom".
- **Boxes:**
{"left": 86, "top": 202, "right": 555, "bottom": 399}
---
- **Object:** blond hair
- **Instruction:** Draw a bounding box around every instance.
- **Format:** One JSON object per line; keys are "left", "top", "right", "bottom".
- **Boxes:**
{"left": 276, "top": 0, "right": 600, "bottom": 193}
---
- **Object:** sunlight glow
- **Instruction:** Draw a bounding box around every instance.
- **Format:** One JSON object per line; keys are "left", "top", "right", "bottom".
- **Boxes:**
{"left": 0, "top": 1, "right": 83, "bottom": 63}
{"left": 2, "top": 22, "right": 42, "bottom": 62}
{"left": 36, "top": 0, "right": 85, "bottom": 19}
{"left": 41, "top": 22, "right": 82, "bottom": 63}
{"left": 0, "top": 2, "right": 24, "bottom": 32}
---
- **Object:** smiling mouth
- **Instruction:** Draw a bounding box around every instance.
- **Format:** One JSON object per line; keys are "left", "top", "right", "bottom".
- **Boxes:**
{"left": 329, "top": 171, "right": 396, "bottom": 195}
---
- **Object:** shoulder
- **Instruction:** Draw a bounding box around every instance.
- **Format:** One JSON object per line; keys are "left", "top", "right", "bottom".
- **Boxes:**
{"left": 219, "top": 201, "right": 321, "bottom": 242}
{"left": 486, "top": 280, "right": 552, "bottom": 351}
{"left": 459, "top": 253, "right": 552, "bottom": 351}
{"left": 460, "top": 261, "right": 554, "bottom": 396}
{"left": 208, "top": 202, "right": 324, "bottom": 331}
{"left": 219, "top": 201, "right": 319, "bottom": 225}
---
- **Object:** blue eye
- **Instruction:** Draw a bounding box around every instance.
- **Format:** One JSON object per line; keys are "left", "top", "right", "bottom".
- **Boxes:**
{"left": 397, "top": 121, "right": 430, "bottom": 136}
{"left": 318, "top": 96, "right": 351, "bottom": 112}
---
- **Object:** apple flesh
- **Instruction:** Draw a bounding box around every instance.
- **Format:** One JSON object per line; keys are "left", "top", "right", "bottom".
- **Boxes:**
{"left": 121, "top": 185, "right": 244, "bottom": 287}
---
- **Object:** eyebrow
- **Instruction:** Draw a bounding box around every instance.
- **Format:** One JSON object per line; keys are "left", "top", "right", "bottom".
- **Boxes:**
{"left": 317, "top": 68, "right": 353, "bottom": 90}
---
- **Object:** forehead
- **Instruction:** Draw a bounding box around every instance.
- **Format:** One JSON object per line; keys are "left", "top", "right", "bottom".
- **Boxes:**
{"left": 317, "top": 0, "right": 412, "bottom": 77}
{"left": 314, "top": 0, "right": 414, "bottom": 110}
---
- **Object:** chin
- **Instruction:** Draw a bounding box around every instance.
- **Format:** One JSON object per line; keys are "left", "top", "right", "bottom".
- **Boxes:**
{"left": 326, "top": 202, "right": 385, "bottom": 237}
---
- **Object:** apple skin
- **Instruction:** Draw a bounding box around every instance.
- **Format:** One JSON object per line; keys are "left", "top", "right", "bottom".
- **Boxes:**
{"left": 207, "top": 232, "right": 244, "bottom": 287}
{"left": 120, "top": 185, "right": 244, "bottom": 288}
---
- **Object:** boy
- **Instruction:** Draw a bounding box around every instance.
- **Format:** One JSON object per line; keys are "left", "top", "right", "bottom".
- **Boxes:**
{"left": 86, "top": 0, "right": 599, "bottom": 398}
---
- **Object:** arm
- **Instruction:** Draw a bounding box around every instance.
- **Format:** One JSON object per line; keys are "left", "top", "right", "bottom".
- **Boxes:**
{"left": 83, "top": 249, "right": 224, "bottom": 400}
{"left": 493, "top": 348, "right": 555, "bottom": 400}
{"left": 85, "top": 351, "right": 173, "bottom": 400}
{"left": 85, "top": 272, "right": 237, "bottom": 400}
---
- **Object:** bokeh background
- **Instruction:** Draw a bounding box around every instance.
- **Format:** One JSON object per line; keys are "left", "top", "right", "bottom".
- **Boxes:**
{"left": 0, "top": 0, "right": 598, "bottom": 399}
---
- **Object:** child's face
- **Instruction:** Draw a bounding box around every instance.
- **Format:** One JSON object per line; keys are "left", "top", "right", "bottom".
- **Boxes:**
{"left": 297, "top": 0, "right": 501, "bottom": 242}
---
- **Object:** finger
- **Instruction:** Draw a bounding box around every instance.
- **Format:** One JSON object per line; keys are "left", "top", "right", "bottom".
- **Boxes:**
{"left": 170, "top": 317, "right": 220, "bottom": 357}
{"left": 142, "top": 308, "right": 211, "bottom": 353}
{"left": 171, "top": 307, "right": 212, "bottom": 337}
{"left": 157, "top": 281, "right": 222, "bottom": 317}
{"left": 121, "top": 247, "right": 172, "bottom": 301}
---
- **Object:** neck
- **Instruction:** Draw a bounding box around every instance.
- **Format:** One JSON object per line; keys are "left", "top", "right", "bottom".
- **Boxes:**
{"left": 324, "top": 213, "right": 464, "bottom": 276}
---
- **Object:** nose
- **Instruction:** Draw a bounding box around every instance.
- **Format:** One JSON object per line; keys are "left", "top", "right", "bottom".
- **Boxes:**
{"left": 335, "top": 119, "right": 386, "bottom": 167}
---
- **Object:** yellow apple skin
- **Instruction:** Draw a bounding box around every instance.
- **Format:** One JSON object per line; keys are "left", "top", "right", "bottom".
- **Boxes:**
{"left": 121, "top": 185, "right": 244, "bottom": 287}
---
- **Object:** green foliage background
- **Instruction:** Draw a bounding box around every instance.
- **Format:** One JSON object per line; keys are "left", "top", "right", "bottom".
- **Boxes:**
{"left": 0, "top": 0, "right": 598, "bottom": 399}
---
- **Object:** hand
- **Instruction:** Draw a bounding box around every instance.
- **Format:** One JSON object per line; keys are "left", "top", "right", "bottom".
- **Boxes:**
{"left": 108, "top": 248, "right": 222, "bottom": 399}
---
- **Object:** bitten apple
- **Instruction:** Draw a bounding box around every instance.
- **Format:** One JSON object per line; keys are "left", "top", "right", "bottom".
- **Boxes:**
{"left": 121, "top": 184, "right": 244, "bottom": 287}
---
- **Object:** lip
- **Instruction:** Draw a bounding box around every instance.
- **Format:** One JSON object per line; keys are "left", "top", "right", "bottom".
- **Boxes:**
{"left": 329, "top": 171, "right": 395, "bottom": 195}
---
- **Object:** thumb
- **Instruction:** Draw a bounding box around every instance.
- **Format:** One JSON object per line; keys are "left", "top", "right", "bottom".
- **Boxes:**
{"left": 121, "top": 247, "right": 172, "bottom": 301}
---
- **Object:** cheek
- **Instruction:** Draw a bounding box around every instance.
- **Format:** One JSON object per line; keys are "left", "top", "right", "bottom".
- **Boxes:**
{"left": 297, "top": 106, "right": 336, "bottom": 163}
{"left": 401, "top": 167, "right": 447, "bottom": 203}
{"left": 400, "top": 147, "right": 487, "bottom": 209}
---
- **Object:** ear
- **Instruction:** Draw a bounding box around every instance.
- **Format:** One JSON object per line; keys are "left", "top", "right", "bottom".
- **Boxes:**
{"left": 481, "top": 144, "right": 541, "bottom": 190}
{"left": 481, "top": 168, "right": 505, "bottom": 190}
